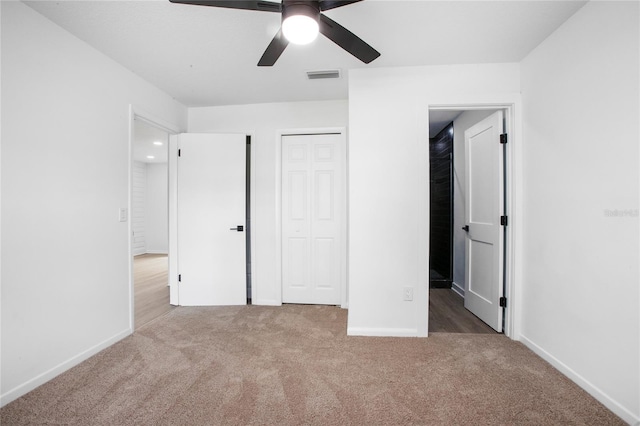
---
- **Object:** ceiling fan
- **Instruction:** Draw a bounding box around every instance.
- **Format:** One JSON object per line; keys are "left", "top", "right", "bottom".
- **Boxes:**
{"left": 168, "top": 0, "right": 381, "bottom": 66}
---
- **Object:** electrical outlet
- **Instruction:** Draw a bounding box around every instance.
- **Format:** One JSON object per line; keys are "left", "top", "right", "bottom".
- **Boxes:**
{"left": 119, "top": 208, "right": 128, "bottom": 222}
{"left": 403, "top": 286, "right": 413, "bottom": 301}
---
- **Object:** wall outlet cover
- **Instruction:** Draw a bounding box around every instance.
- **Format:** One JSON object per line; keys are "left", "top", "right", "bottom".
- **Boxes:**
{"left": 403, "top": 286, "right": 413, "bottom": 301}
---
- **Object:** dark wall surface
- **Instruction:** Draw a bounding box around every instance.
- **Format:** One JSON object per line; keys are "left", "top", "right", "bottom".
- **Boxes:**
{"left": 429, "top": 123, "right": 453, "bottom": 285}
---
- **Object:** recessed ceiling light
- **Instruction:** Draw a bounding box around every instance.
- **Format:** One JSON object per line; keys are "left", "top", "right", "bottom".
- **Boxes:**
{"left": 146, "top": 155, "right": 155, "bottom": 159}
{"left": 153, "top": 141, "right": 163, "bottom": 146}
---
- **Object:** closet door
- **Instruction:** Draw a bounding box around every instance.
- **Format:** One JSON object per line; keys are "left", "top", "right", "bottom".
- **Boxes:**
{"left": 281, "top": 134, "right": 344, "bottom": 305}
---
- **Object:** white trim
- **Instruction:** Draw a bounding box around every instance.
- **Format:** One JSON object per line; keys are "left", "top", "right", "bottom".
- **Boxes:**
{"left": 144, "top": 251, "right": 168, "bottom": 255}
{"left": 131, "top": 106, "right": 181, "bottom": 135}
{"left": 417, "top": 103, "right": 430, "bottom": 337}
{"left": 128, "top": 105, "right": 182, "bottom": 324}
{"left": 520, "top": 335, "right": 639, "bottom": 425}
{"left": 347, "top": 327, "right": 419, "bottom": 337}
{"left": 168, "top": 134, "right": 179, "bottom": 305}
{"left": 451, "top": 282, "right": 465, "bottom": 298}
{"left": 275, "top": 127, "right": 348, "bottom": 309}
{"left": 0, "top": 328, "right": 131, "bottom": 407}
{"left": 428, "top": 100, "right": 520, "bottom": 340}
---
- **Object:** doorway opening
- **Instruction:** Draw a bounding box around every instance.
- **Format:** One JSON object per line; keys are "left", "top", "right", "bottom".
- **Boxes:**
{"left": 131, "top": 116, "right": 175, "bottom": 330}
{"left": 429, "top": 121, "right": 454, "bottom": 289}
{"left": 428, "top": 107, "right": 506, "bottom": 334}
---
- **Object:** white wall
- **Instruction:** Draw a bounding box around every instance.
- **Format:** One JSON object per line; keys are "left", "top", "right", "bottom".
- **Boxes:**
{"left": 0, "top": 1, "right": 186, "bottom": 406}
{"left": 188, "top": 100, "right": 348, "bottom": 305}
{"left": 145, "top": 163, "right": 168, "bottom": 254}
{"left": 348, "top": 64, "right": 521, "bottom": 337}
{"left": 451, "top": 109, "right": 496, "bottom": 295}
{"left": 132, "top": 161, "right": 147, "bottom": 255}
{"left": 520, "top": 1, "right": 639, "bottom": 423}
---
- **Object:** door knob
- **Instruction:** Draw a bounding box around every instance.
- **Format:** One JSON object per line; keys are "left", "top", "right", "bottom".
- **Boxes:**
{"left": 230, "top": 225, "right": 244, "bottom": 232}
{"left": 462, "top": 225, "right": 469, "bottom": 232}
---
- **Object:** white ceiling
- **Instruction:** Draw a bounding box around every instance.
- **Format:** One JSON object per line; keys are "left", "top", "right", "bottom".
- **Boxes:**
{"left": 133, "top": 118, "right": 169, "bottom": 163}
{"left": 24, "top": 0, "right": 587, "bottom": 107}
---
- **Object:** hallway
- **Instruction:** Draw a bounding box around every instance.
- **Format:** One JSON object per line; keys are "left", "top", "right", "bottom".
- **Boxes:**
{"left": 429, "top": 288, "right": 496, "bottom": 334}
{"left": 134, "top": 254, "right": 172, "bottom": 329}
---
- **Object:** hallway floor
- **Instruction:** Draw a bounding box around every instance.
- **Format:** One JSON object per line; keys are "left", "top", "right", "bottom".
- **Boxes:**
{"left": 429, "top": 288, "right": 497, "bottom": 334}
{"left": 134, "top": 254, "right": 173, "bottom": 329}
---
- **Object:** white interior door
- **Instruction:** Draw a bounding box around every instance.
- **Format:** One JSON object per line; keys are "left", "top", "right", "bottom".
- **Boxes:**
{"left": 463, "top": 111, "right": 505, "bottom": 331}
{"left": 177, "top": 133, "right": 246, "bottom": 306}
{"left": 282, "top": 133, "right": 344, "bottom": 305}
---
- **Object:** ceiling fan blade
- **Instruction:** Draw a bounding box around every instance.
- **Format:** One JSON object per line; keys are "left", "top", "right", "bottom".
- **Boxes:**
{"left": 258, "top": 28, "right": 289, "bottom": 66}
{"left": 319, "top": 14, "right": 380, "bottom": 64}
{"left": 319, "top": 0, "right": 363, "bottom": 11}
{"left": 168, "top": 0, "right": 281, "bottom": 13}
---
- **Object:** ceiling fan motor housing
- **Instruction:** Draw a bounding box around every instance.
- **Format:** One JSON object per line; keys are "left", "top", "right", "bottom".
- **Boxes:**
{"left": 282, "top": 1, "right": 321, "bottom": 24}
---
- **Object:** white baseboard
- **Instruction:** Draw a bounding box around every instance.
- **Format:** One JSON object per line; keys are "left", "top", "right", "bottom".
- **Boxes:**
{"left": 0, "top": 328, "right": 132, "bottom": 408}
{"left": 347, "top": 327, "right": 419, "bottom": 337}
{"left": 145, "top": 250, "right": 168, "bottom": 255}
{"left": 519, "top": 335, "right": 639, "bottom": 425}
{"left": 451, "top": 282, "right": 465, "bottom": 298}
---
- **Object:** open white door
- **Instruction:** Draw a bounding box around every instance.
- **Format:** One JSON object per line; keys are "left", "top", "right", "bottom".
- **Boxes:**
{"left": 463, "top": 111, "right": 505, "bottom": 332}
{"left": 177, "top": 133, "right": 246, "bottom": 306}
{"left": 281, "top": 133, "right": 344, "bottom": 305}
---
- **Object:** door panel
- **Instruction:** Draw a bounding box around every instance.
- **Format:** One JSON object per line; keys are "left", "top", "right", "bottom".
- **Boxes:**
{"left": 315, "top": 171, "right": 334, "bottom": 220}
{"left": 289, "top": 171, "right": 307, "bottom": 220}
{"left": 468, "top": 240, "right": 493, "bottom": 302}
{"left": 469, "top": 131, "right": 495, "bottom": 224}
{"left": 464, "top": 111, "right": 504, "bottom": 331}
{"left": 314, "top": 238, "right": 334, "bottom": 288}
{"left": 177, "top": 133, "right": 246, "bottom": 306}
{"left": 288, "top": 237, "right": 308, "bottom": 287}
{"left": 282, "top": 134, "right": 343, "bottom": 305}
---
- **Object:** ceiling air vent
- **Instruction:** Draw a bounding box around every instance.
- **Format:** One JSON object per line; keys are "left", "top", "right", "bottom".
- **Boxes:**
{"left": 306, "top": 69, "right": 341, "bottom": 80}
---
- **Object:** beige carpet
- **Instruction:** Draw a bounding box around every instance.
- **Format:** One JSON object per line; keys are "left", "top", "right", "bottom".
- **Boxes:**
{"left": 1, "top": 305, "right": 623, "bottom": 425}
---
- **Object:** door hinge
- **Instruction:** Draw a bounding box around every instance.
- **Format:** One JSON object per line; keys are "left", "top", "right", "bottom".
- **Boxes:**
{"left": 499, "top": 297, "right": 507, "bottom": 308}
{"left": 178, "top": 149, "right": 181, "bottom": 157}
{"left": 500, "top": 133, "right": 508, "bottom": 144}
{"left": 500, "top": 216, "right": 508, "bottom": 226}
{"left": 178, "top": 274, "right": 181, "bottom": 282}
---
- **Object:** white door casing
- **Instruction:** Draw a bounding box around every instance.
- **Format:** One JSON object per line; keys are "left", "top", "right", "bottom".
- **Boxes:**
{"left": 463, "top": 111, "right": 505, "bottom": 332}
{"left": 281, "top": 133, "right": 344, "bottom": 305}
{"left": 177, "top": 133, "right": 247, "bottom": 306}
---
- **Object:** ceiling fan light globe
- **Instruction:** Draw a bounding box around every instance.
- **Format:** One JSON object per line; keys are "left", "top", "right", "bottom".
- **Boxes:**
{"left": 282, "top": 15, "right": 319, "bottom": 45}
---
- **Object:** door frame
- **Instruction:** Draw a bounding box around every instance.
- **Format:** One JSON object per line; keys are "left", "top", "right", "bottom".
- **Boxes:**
{"left": 428, "top": 103, "right": 520, "bottom": 339}
{"left": 128, "top": 105, "right": 181, "bottom": 331}
{"left": 275, "top": 127, "right": 348, "bottom": 308}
